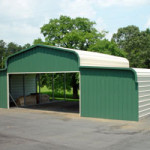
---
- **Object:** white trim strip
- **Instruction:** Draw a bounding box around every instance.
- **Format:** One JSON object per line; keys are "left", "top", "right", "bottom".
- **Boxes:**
{"left": 79, "top": 72, "right": 81, "bottom": 117}
{"left": 7, "top": 73, "right": 9, "bottom": 109}
{"left": 8, "top": 71, "right": 79, "bottom": 74}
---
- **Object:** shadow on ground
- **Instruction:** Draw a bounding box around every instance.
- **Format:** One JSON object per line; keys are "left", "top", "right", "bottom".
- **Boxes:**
{"left": 21, "top": 100, "right": 79, "bottom": 114}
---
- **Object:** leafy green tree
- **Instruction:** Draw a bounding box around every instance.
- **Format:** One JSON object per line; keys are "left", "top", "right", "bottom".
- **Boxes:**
{"left": 112, "top": 25, "right": 140, "bottom": 51}
{"left": 112, "top": 25, "right": 150, "bottom": 68}
{"left": 88, "top": 39, "right": 126, "bottom": 57}
{"left": 40, "top": 15, "right": 105, "bottom": 49}
{"left": 33, "top": 38, "right": 45, "bottom": 45}
{"left": 23, "top": 43, "right": 31, "bottom": 49}
{"left": 138, "top": 29, "right": 150, "bottom": 68}
{"left": 39, "top": 73, "right": 76, "bottom": 98}
{"left": 0, "top": 40, "right": 32, "bottom": 69}
{"left": 7, "top": 42, "right": 22, "bottom": 55}
{"left": 40, "top": 15, "right": 106, "bottom": 98}
{"left": 0, "top": 40, "right": 7, "bottom": 68}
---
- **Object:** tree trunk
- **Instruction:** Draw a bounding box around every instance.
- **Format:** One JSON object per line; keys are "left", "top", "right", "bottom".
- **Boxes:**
{"left": 72, "top": 74, "right": 79, "bottom": 99}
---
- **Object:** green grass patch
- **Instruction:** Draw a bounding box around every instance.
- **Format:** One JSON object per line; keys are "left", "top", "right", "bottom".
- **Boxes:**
{"left": 38, "top": 86, "right": 79, "bottom": 101}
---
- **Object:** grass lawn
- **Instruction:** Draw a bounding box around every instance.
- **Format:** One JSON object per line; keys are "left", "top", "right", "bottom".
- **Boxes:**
{"left": 39, "top": 86, "right": 79, "bottom": 101}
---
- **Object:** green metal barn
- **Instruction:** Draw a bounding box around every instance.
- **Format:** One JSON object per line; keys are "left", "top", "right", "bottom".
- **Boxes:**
{"left": 0, "top": 45, "right": 150, "bottom": 121}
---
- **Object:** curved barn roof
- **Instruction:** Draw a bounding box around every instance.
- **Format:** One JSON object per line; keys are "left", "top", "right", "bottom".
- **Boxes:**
{"left": 59, "top": 47, "right": 129, "bottom": 68}
{"left": 0, "top": 45, "right": 129, "bottom": 71}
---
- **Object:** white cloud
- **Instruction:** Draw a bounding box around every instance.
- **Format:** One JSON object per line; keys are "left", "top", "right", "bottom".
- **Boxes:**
{"left": 0, "top": 0, "right": 35, "bottom": 19}
{"left": 0, "top": 0, "right": 149, "bottom": 45}
{"left": 0, "top": 0, "right": 41, "bottom": 45}
{"left": 60, "top": 0, "right": 107, "bottom": 36}
{"left": 60, "top": 0, "right": 150, "bottom": 12}
{"left": 105, "top": 32, "right": 114, "bottom": 40}
{"left": 95, "top": 18, "right": 106, "bottom": 31}
{"left": 60, "top": 0, "right": 96, "bottom": 18}
{"left": 145, "top": 18, "right": 150, "bottom": 28}
{"left": 94, "top": 0, "right": 150, "bottom": 7}
{"left": 0, "top": 23, "right": 41, "bottom": 45}
{"left": 0, "top": 0, "right": 55, "bottom": 45}
{"left": 60, "top": 0, "right": 107, "bottom": 32}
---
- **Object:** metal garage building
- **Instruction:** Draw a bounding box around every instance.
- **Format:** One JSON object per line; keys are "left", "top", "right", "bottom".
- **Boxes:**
{"left": 0, "top": 45, "right": 150, "bottom": 121}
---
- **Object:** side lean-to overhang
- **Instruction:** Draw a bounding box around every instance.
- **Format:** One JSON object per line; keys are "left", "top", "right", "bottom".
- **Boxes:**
{"left": 133, "top": 68, "right": 150, "bottom": 119}
{"left": 80, "top": 66, "right": 139, "bottom": 121}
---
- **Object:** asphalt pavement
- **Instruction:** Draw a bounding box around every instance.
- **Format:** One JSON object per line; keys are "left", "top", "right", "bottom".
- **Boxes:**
{"left": 0, "top": 106, "right": 150, "bottom": 150}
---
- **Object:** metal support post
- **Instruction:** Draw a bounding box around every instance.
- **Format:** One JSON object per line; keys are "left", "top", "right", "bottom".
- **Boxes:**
{"left": 52, "top": 73, "right": 54, "bottom": 100}
{"left": 64, "top": 73, "right": 66, "bottom": 100}
{"left": 35, "top": 74, "right": 37, "bottom": 93}
{"left": 39, "top": 74, "right": 41, "bottom": 104}
{"left": 23, "top": 74, "right": 26, "bottom": 106}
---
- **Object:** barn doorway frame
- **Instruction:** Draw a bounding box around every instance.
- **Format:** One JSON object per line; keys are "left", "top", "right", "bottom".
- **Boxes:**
{"left": 7, "top": 71, "right": 81, "bottom": 116}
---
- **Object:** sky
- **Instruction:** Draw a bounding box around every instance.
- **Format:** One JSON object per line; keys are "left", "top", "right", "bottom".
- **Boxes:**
{"left": 0, "top": 0, "right": 150, "bottom": 45}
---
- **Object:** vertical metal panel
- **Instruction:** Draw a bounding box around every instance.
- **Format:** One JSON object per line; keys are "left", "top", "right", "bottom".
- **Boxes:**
{"left": 0, "top": 71, "right": 7, "bottom": 108}
{"left": 7, "top": 47, "right": 79, "bottom": 73}
{"left": 25, "top": 74, "right": 36, "bottom": 96}
{"left": 10, "top": 74, "right": 23, "bottom": 100}
{"left": 133, "top": 68, "right": 150, "bottom": 118}
{"left": 10, "top": 74, "right": 36, "bottom": 100}
{"left": 80, "top": 68, "right": 138, "bottom": 121}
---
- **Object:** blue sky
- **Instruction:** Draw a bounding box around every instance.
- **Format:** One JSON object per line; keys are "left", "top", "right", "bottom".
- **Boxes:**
{"left": 0, "top": 0, "right": 150, "bottom": 45}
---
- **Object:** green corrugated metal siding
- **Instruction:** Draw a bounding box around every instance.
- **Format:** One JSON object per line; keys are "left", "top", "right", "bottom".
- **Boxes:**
{"left": 80, "top": 68, "right": 138, "bottom": 121}
{"left": 7, "top": 46, "right": 79, "bottom": 73}
{"left": 0, "top": 71, "right": 7, "bottom": 108}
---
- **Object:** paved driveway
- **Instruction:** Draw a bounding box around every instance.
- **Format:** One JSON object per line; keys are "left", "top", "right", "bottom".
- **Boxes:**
{"left": 0, "top": 108, "right": 150, "bottom": 150}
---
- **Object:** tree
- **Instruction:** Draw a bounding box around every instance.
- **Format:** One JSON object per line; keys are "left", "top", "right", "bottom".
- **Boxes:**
{"left": 23, "top": 43, "right": 31, "bottom": 49}
{"left": 39, "top": 73, "right": 76, "bottom": 97}
{"left": 0, "top": 40, "right": 6, "bottom": 68}
{"left": 7, "top": 42, "right": 22, "bottom": 55}
{"left": 138, "top": 29, "right": 150, "bottom": 68}
{"left": 0, "top": 40, "right": 32, "bottom": 69}
{"left": 88, "top": 39, "right": 126, "bottom": 57}
{"left": 112, "top": 25, "right": 140, "bottom": 51}
{"left": 112, "top": 25, "right": 150, "bottom": 68}
{"left": 40, "top": 15, "right": 105, "bottom": 50}
{"left": 39, "top": 15, "right": 106, "bottom": 98}
{"left": 33, "top": 38, "right": 45, "bottom": 45}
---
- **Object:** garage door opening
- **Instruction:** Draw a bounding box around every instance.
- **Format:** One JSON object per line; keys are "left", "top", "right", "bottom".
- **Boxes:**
{"left": 9, "top": 72, "right": 80, "bottom": 114}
